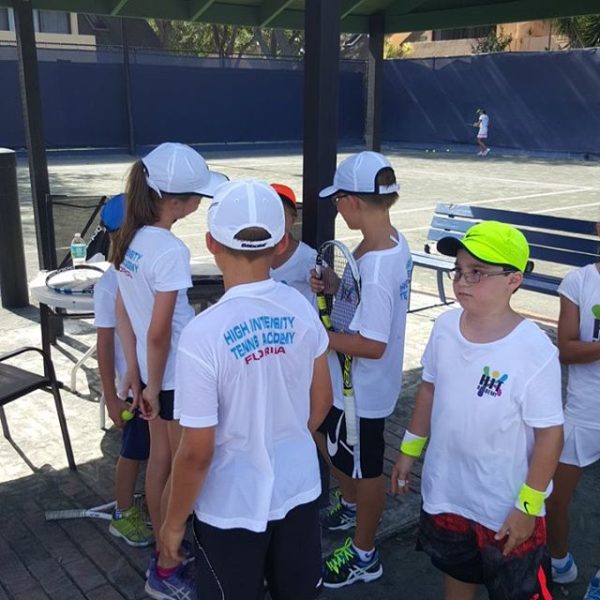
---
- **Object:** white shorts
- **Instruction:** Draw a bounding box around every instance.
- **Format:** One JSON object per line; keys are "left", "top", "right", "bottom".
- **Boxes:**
{"left": 559, "top": 421, "right": 600, "bottom": 467}
{"left": 477, "top": 133, "right": 488, "bottom": 139}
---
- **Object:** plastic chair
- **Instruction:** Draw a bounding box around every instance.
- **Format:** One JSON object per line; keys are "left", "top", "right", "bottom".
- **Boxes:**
{"left": 0, "top": 347, "right": 76, "bottom": 470}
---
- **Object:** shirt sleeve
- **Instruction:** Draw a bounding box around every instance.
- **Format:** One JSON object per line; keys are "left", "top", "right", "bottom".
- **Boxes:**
{"left": 521, "top": 350, "right": 564, "bottom": 428}
{"left": 557, "top": 269, "right": 581, "bottom": 306}
{"left": 174, "top": 333, "right": 219, "bottom": 428}
{"left": 421, "top": 327, "right": 437, "bottom": 383}
{"left": 351, "top": 282, "right": 393, "bottom": 344}
{"left": 153, "top": 245, "right": 193, "bottom": 293}
{"left": 93, "top": 284, "right": 116, "bottom": 329}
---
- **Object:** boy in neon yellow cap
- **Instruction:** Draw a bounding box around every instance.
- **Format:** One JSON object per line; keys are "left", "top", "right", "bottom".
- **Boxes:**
{"left": 392, "top": 220, "right": 564, "bottom": 599}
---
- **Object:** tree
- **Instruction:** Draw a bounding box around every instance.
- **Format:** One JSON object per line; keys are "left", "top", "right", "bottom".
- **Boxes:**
{"left": 554, "top": 15, "right": 600, "bottom": 48}
{"left": 148, "top": 19, "right": 304, "bottom": 58}
{"left": 471, "top": 28, "right": 513, "bottom": 54}
{"left": 384, "top": 37, "right": 412, "bottom": 59}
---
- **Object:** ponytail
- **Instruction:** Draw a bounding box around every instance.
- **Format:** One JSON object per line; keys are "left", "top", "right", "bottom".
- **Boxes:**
{"left": 112, "top": 161, "right": 161, "bottom": 269}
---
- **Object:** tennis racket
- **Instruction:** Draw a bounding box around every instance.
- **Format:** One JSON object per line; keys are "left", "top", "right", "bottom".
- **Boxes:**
{"left": 45, "top": 494, "right": 148, "bottom": 522}
{"left": 316, "top": 240, "right": 361, "bottom": 446}
{"left": 45, "top": 265, "right": 105, "bottom": 295}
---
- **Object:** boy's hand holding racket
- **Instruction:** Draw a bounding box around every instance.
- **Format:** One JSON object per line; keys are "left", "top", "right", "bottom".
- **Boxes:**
{"left": 309, "top": 267, "right": 339, "bottom": 296}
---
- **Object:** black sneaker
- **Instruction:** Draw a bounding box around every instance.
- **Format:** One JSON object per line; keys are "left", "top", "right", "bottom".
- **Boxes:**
{"left": 321, "top": 492, "right": 357, "bottom": 532}
{"left": 322, "top": 537, "right": 383, "bottom": 588}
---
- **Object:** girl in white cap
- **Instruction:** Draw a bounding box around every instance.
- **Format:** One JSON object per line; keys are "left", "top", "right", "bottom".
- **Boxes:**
{"left": 112, "top": 142, "right": 226, "bottom": 599}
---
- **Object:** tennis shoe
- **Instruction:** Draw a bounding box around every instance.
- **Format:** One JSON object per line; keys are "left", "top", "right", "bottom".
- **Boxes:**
{"left": 145, "top": 541, "right": 194, "bottom": 578}
{"left": 483, "top": 148, "right": 490, "bottom": 156}
{"left": 145, "top": 562, "right": 196, "bottom": 600}
{"left": 321, "top": 491, "right": 356, "bottom": 532}
{"left": 322, "top": 537, "right": 383, "bottom": 588}
{"left": 109, "top": 506, "right": 153, "bottom": 547}
{"left": 552, "top": 553, "right": 578, "bottom": 584}
{"left": 584, "top": 577, "right": 600, "bottom": 599}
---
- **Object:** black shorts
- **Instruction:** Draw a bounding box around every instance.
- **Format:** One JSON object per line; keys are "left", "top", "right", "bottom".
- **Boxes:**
{"left": 192, "top": 500, "right": 322, "bottom": 600}
{"left": 417, "top": 510, "right": 552, "bottom": 600}
{"left": 318, "top": 406, "right": 385, "bottom": 479}
{"left": 140, "top": 382, "right": 175, "bottom": 421}
{"left": 120, "top": 401, "right": 150, "bottom": 461}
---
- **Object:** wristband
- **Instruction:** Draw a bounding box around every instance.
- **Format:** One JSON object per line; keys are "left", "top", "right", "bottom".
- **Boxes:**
{"left": 400, "top": 430, "right": 428, "bottom": 458}
{"left": 514, "top": 483, "right": 545, "bottom": 516}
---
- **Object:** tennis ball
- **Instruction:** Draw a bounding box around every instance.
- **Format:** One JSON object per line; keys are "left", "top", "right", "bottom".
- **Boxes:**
{"left": 432, "top": 149, "right": 436, "bottom": 153}
{"left": 446, "top": 148, "right": 450, "bottom": 152}
{"left": 121, "top": 409, "right": 134, "bottom": 422}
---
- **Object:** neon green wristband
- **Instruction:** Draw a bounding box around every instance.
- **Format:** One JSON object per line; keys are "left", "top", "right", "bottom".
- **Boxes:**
{"left": 400, "top": 431, "right": 428, "bottom": 458}
{"left": 514, "top": 483, "right": 545, "bottom": 516}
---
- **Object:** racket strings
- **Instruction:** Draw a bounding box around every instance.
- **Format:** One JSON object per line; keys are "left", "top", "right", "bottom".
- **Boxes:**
{"left": 45, "top": 265, "right": 104, "bottom": 295}
{"left": 322, "top": 246, "right": 360, "bottom": 333}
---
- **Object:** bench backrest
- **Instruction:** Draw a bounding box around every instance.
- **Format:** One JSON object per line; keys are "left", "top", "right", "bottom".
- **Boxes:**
{"left": 427, "top": 203, "right": 599, "bottom": 268}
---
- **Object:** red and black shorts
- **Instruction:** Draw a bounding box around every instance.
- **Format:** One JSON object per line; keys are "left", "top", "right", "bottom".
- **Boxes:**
{"left": 417, "top": 510, "right": 552, "bottom": 600}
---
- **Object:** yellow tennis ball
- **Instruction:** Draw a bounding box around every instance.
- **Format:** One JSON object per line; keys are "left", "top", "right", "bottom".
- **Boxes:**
{"left": 121, "top": 409, "right": 134, "bottom": 422}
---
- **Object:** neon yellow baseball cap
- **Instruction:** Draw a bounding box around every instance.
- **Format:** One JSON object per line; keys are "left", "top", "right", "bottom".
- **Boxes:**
{"left": 437, "top": 221, "right": 533, "bottom": 273}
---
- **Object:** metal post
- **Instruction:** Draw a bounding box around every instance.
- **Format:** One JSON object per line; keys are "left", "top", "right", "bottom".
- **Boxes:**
{"left": 302, "top": 0, "right": 341, "bottom": 250}
{"left": 121, "top": 17, "right": 136, "bottom": 155}
{"left": 0, "top": 149, "right": 28, "bottom": 308}
{"left": 13, "top": 0, "right": 53, "bottom": 271}
{"left": 366, "top": 13, "right": 384, "bottom": 151}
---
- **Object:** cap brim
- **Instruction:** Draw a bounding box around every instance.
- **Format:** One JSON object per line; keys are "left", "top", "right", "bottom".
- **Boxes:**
{"left": 437, "top": 236, "right": 464, "bottom": 257}
{"left": 193, "top": 171, "right": 229, "bottom": 198}
{"left": 319, "top": 185, "right": 339, "bottom": 198}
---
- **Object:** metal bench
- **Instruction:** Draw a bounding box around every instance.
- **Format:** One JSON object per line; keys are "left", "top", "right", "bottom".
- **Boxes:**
{"left": 411, "top": 202, "right": 599, "bottom": 308}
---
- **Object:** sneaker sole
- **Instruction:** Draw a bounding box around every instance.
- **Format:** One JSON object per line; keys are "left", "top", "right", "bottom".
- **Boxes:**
{"left": 553, "top": 569, "right": 578, "bottom": 584}
{"left": 323, "top": 521, "right": 356, "bottom": 532}
{"left": 108, "top": 524, "right": 153, "bottom": 548}
{"left": 323, "top": 565, "right": 383, "bottom": 588}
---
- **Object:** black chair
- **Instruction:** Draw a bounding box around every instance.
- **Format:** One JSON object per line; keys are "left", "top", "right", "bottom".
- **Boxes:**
{"left": 0, "top": 347, "right": 76, "bottom": 470}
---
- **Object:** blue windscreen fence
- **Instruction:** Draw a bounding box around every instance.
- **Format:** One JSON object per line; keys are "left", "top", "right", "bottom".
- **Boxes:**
{"left": 383, "top": 49, "right": 600, "bottom": 154}
{"left": 0, "top": 46, "right": 365, "bottom": 150}
{"left": 1, "top": 46, "right": 599, "bottom": 154}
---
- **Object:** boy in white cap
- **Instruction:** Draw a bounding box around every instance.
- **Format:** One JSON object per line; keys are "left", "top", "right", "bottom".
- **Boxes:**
{"left": 312, "top": 151, "right": 412, "bottom": 588}
{"left": 393, "top": 221, "right": 564, "bottom": 600}
{"left": 160, "top": 180, "right": 332, "bottom": 600}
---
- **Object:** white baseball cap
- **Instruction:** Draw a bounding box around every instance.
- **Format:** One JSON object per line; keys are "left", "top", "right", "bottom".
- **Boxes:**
{"left": 319, "top": 151, "right": 399, "bottom": 198}
{"left": 142, "top": 142, "right": 227, "bottom": 198}
{"left": 208, "top": 180, "right": 285, "bottom": 251}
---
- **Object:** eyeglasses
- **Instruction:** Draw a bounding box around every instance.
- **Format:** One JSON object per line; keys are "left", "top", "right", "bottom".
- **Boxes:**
{"left": 446, "top": 268, "right": 515, "bottom": 284}
{"left": 331, "top": 193, "right": 350, "bottom": 208}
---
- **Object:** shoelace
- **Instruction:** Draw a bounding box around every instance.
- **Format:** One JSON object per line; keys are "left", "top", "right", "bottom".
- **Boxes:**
{"left": 326, "top": 538, "right": 355, "bottom": 574}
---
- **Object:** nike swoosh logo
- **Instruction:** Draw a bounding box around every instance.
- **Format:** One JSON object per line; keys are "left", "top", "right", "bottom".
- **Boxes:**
{"left": 326, "top": 411, "right": 344, "bottom": 457}
{"left": 523, "top": 501, "right": 531, "bottom": 514}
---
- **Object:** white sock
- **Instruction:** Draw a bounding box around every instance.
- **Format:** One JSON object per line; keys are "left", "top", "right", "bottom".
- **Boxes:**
{"left": 352, "top": 543, "right": 375, "bottom": 562}
{"left": 551, "top": 554, "right": 571, "bottom": 569}
{"left": 341, "top": 497, "right": 356, "bottom": 511}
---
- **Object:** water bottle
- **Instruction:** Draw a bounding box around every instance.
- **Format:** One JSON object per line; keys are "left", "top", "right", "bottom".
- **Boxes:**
{"left": 70, "top": 233, "right": 86, "bottom": 267}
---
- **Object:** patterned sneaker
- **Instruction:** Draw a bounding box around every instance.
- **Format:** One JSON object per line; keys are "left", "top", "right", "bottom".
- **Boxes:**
{"left": 321, "top": 492, "right": 357, "bottom": 532}
{"left": 145, "top": 562, "right": 196, "bottom": 600}
{"left": 109, "top": 506, "right": 153, "bottom": 547}
{"left": 552, "top": 553, "right": 578, "bottom": 584}
{"left": 584, "top": 577, "right": 600, "bottom": 600}
{"left": 322, "top": 537, "right": 383, "bottom": 588}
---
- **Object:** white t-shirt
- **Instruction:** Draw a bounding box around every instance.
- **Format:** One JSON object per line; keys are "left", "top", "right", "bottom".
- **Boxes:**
{"left": 478, "top": 113, "right": 489, "bottom": 137}
{"left": 93, "top": 267, "right": 126, "bottom": 391}
{"left": 270, "top": 240, "right": 317, "bottom": 306}
{"left": 175, "top": 279, "right": 329, "bottom": 533}
{"left": 558, "top": 264, "right": 600, "bottom": 429}
{"left": 117, "top": 226, "right": 194, "bottom": 390}
{"left": 421, "top": 309, "right": 564, "bottom": 531}
{"left": 327, "top": 231, "right": 412, "bottom": 418}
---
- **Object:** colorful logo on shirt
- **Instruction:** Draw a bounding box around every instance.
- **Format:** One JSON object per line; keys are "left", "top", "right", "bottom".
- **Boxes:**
{"left": 592, "top": 305, "right": 600, "bottom": 341}
{"left": 223, "top": 315, "right": 296, "bottom": 364}
{"left": 476, "top": 366, "right": 508, "bottom": 398}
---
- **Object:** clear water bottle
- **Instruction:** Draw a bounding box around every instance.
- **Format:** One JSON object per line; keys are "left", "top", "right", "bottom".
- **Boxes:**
{"left": 70, "top": 232, "right": 86, "bottom": 267}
